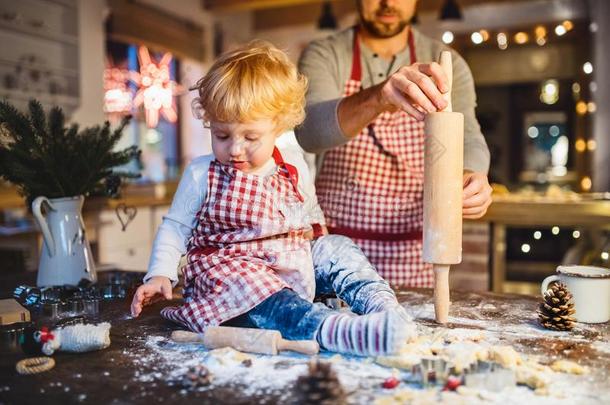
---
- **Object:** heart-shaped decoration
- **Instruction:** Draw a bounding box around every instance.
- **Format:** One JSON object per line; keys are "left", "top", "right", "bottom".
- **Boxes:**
{"left": 115, "top": 203, "right": 137, "bottom": 232}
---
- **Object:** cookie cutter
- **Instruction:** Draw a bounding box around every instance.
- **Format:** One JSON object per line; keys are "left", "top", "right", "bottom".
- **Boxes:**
{"left": 39, "top": 298, "right": 62, "bottom": 319}
{"left": 40, "top": 287, "right": 63, "bottom": 302}
{"left": 13, "top": 285, "right": 42, "bottom": 306}
{"left": 0, "top": 322, "right": 33, "bottom": 353}
{"left": 411, "top": 357, "right": 456, "bottom": 387}
{"left": 83, "top": 296, "right": 100, "bottom": 316}
{"left": 102, "top": 284, "right": 126, "bottom": 300}
{"left": 463, "top": 360, "right": 516, "bottom": 391}
{"left": 63, "top": 297, "right": 84, "bottom": 314}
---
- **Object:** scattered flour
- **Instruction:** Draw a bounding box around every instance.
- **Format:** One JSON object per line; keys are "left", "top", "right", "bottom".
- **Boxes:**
{"left": 128, "top": 335, "right": 398, "bottom": 403}
{"left": 121, "top": 331, "right": 609, "bottom": 405}
{"left": 405, "top": 302, "right": 598, "bottom": 342}
{"left": 592, "top": 340, "right": 610, "bottom": 355}
{"left": 115, "top": 291, "right": 608, "bottom": 404}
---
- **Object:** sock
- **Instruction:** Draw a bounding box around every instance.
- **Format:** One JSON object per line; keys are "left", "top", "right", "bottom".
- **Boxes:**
{"left": 316, "top": 310, "right": 411, "bottom": 357}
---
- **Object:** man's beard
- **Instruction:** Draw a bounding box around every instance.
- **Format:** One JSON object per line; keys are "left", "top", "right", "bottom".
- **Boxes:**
{"left": 360, "top": 6, "right": 410, "bottom": 38}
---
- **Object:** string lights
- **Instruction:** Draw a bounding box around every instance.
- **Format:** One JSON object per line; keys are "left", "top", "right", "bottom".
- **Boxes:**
{"left": 454, "top": 20, "right": 597, "bottom": 190}
{"left": 448, "top": 20, "right": 575, "bottom": 50}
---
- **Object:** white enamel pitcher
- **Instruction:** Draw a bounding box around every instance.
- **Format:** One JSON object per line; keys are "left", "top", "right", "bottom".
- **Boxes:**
{"left": 32, "top": 195, "right": 97, "bottom": 287}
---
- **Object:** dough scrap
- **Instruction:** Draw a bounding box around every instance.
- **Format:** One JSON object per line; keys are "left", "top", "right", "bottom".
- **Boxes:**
{"left": 439, "top": 342, "right": 489, "bottom": 373}
{"left": 550, "top": 359, "right": 588, "bottom": 375}
{"left": 488, "top": 345, "right": 522, "bottom": 369}
{"left": 515, "top": 364, "right": 551, "bottom": 391}
{"left": 208, "top": 347, "right": 252, "bottom": 364}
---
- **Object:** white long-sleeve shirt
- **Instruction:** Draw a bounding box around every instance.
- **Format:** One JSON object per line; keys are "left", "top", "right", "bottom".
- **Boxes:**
{"left": 144, "top": 140, "right": 326, "bottom": 285}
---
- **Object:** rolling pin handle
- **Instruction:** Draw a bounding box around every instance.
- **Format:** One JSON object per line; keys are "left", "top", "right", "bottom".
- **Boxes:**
{"left": 276, "top": 338, "right": 320, "bottom": 355}
{"left": 434, "top": 264, "right": 451, "bottom": 324}
{"left": 171, "top": 330, "right": 205, "bottom": 343}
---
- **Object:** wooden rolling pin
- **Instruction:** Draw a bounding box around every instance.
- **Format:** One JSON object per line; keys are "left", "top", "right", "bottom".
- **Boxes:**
{"left": 171, "top": 326, "right": 319, "bottom": 356}
{"left": 423, "top": 51, "right": 464, "bottom": 324}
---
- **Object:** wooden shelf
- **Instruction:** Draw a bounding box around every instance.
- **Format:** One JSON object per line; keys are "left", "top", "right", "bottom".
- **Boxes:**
{"left": 0, "top": 20, "right": 78, "bottom": 46}
{"left": 0, "top": 57, "right": 78, "bottom": 78}
{"left": 0, "top": 88, "right": 79, "bottom": 108}
{"left": 45, "top": 0, "right": 77, "bottom": 8}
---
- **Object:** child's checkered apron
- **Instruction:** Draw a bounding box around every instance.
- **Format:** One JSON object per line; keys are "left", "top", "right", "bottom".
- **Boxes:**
{"left": 315, "top": 27, "right": 433, "bottom": 288}
{"left": 162, "top": 148, "right": 316, "bottom": 332}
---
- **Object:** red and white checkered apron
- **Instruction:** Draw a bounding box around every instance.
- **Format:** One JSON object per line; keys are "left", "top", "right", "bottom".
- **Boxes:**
{"left": 316, "top": 28, "right": 433, "bottom": 288}
{"left": 161, "top": 148, "right": 316, "bottom": 332}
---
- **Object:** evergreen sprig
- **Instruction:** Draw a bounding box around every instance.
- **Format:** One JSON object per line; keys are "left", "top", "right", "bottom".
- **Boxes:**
{"left": 0, "top": 99, "right": 141, "bottom": 204}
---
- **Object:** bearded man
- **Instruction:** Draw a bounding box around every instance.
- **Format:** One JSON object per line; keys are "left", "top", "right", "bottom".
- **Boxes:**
{"left": 296, "top": 0, "right": 492, "bottom": 287}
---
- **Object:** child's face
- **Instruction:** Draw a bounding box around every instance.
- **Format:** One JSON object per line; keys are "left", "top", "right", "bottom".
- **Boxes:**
{"left": 210, "top": 118, "right": 280, "bottom": 173}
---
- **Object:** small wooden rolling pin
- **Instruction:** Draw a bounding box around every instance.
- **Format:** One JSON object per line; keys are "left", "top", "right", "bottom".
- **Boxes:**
{"left": 171, "top": 326, "right": 320, "bottom": 356}
{"left": 423, "top": 51, "right": 464, "bottom": 324}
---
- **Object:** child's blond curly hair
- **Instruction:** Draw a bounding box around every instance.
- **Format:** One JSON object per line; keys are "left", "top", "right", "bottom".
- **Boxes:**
{"left": 192, "top": 41, "right": 307, "bottom": 133}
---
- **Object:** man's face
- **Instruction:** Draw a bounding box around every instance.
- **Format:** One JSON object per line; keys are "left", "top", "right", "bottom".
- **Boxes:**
{"left": 358, "top": 0, "right": 417, "bottom": 38}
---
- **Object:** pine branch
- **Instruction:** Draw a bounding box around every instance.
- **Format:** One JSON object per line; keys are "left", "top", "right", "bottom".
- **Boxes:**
{"left": 0, "top": 100, "right": 140, "bottom": 202}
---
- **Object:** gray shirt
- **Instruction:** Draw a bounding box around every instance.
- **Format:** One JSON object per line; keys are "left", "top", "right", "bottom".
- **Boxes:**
{"left": 296, "top": 27, "right": 490, "bottom": 174}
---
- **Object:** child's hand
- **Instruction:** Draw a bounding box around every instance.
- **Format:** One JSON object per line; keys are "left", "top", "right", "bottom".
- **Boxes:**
{"left": 130, "top": 276, "right": 173, "bottom": 317}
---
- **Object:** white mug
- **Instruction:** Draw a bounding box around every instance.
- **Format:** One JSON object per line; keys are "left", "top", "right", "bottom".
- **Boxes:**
{"left": 541, "top": 265, "right": 610, "bottom": 324}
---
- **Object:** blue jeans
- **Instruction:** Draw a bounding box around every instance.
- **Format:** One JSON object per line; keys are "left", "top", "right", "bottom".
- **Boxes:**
{"left": 223, "top": 234, "right": 395, "bottom": 340}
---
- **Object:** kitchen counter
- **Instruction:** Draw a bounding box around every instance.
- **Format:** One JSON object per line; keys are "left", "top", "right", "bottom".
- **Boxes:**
{"left": 479, "top": 196, "right": 610, "bottom": 293}
{"left": 0, "top": 182, "right": 179, "bottom": 211}
{"left": 1, "top": 272, "right": 608, "bottom": 404}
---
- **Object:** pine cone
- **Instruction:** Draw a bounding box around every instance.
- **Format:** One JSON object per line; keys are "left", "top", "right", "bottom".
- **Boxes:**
{"left": 294, "top": 359, "right": 347, "bottom": 405}
{"left": 182, "top": 365, "right": 213, "bottom": 389}
{"left": 538, "top": 282, "right": 576, "bottom": 331}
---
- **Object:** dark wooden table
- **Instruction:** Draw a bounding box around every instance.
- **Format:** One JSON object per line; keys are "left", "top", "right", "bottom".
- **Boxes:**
{"left": 1, "top": 272, "right": 608, "bottom": 404}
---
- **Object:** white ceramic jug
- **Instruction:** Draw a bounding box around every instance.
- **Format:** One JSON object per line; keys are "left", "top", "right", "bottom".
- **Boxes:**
{"left": 32, "top": 195, "right": 97, "bottom": 287}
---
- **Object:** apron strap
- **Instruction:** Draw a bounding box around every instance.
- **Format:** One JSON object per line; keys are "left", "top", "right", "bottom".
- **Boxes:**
{"left": 350, "top": 26, "right": 362, "bottom": 81}
{"left": 272, "top": 147, "right": 303, "bottom": 201}
{"left": 407, "top": 27, "right": 416, "bottom": 64}
{"left": 272, "top": 147, "right": 325, "bottom": 238}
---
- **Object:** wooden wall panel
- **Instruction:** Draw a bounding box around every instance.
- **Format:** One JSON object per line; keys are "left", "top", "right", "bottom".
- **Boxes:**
{"left": 107, "top": 0, "right": 205, "bottom": 61}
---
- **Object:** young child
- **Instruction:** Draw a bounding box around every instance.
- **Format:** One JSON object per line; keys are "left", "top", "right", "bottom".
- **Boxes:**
{"left": 130, "top": 41, "right": 415, "bottom": 357}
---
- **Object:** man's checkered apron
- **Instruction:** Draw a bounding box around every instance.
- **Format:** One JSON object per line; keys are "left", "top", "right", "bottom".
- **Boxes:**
{"left": 162, "top": 148, "right": 316, "bottom": 332}
{"left": 316, "top": 27, "right": 433, "bottom": 288}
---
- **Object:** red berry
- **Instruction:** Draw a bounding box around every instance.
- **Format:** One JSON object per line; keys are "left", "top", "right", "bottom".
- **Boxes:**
{"left": 443, "top": 376, "right": 461, "bottom": 391}
{"left": 382, "top": 376, "right": 400, "bottom": 389}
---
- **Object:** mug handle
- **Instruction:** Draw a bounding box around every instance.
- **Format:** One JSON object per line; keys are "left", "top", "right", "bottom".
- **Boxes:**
{"left": 541, "top": 275, "right": 560, "bottom": 295}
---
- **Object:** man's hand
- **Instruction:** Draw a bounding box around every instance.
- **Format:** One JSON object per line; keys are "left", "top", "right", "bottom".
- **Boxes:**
{"left": 338, "top": 62, "right": 449, "bottom": 137}
{"left": 377, "top": 62, "right": 449, "bottom": 121}
{"left": 130, "top": 276, "right": 173, "bottom": 317}
{"left": 462, "top": 171, "right": 492, "bottom": 219}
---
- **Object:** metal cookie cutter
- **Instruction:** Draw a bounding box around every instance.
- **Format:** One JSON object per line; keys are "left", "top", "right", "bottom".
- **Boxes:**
{"left": 40, "top": 287, "right": 63, "bottom": 302}
{"left": 463, "top": 360, "right": 516, "bottom": 391}
{"left": 411, "top": 357, "right": 456, "bottom": 387}
{"left": 63, "top": 297, "right": 84, "bottom": 314}
{"left": 0, "top": 322, "right": 33, "bottom": 353}
{"left": 13, "top": 285, "right": 42, "bottom": 306}
{"left": 102, "top": 284, "right": 126, "bottom": 300}
{"left": 83, "top": 296, "right": 101, "bottom": 316}
{"left": 39, "top": 299, "right": 62, "bottom": 319}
